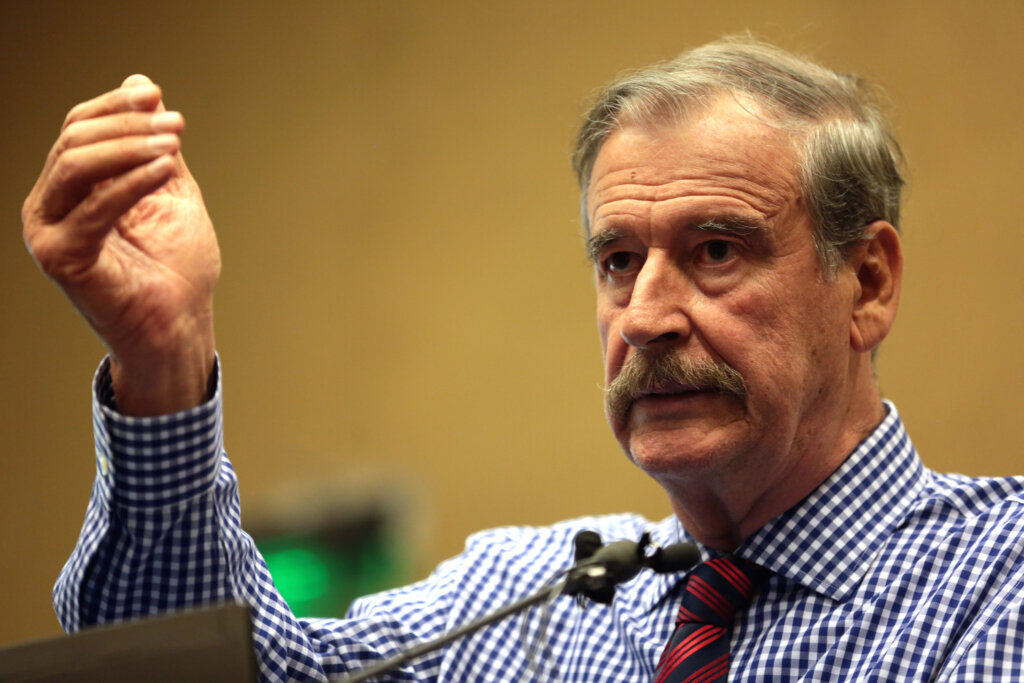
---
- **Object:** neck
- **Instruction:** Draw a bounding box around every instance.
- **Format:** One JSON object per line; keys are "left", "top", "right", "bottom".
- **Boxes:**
{"left": 666, "top": 365, "right": 886, "bottom": 551}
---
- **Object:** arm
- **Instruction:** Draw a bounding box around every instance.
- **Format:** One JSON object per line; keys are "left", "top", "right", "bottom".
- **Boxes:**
{"left": 49, "top": 356, "right": 515, "bottom": 682}
{"left": 26, "top": 78, "right": 320, "bottom": 680}
{"left": 933, "top": 514, "right": 1024, "bottom": 682}
{"left": 27, "top": 78, "right": 458, "bottom": 683}
{"left": 53, "top": 357, "right": 344, "bottom": 682}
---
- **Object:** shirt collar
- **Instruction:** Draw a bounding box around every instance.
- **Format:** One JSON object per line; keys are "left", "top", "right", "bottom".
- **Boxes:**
{"left": 637, "top": 401, "right": 929, "bottom": 608}
{"left": 735, "top": 401, "right": 929, "bottom": 601}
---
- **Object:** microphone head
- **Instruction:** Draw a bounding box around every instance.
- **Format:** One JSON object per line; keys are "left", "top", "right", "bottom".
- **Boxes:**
{"left": 565, "top": 537, "right": 643, "bottom": 605}
{"left": 565, "top": 533, "right": 695, "bottom": 606}
{"left": 573, "top": 530, "right": 603, "bottom": 562}
{"left": 591, "top": 539, "right": 645, "bottom": 582}
{"left": 646, "top": 542, "right": 701, "bottom": 573}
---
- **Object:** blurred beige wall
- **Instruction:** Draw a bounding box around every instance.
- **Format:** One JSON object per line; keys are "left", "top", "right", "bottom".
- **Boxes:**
{"left": 1, "top": 0, "right": 1021, "bottom": 645}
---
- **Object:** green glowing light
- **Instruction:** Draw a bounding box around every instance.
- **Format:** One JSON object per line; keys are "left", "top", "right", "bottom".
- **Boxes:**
{"left": 262, "top": 546, "right": 331, "bottom": 604}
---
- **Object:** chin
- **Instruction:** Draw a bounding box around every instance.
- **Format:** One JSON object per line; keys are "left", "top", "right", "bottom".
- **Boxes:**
{"left": 624, "top": 430, "right": 740, "bottom": 480}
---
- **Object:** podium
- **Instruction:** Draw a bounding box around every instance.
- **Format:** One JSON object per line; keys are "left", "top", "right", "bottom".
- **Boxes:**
{"left": 0, "top": 604, "right": 258, "bottom": 682}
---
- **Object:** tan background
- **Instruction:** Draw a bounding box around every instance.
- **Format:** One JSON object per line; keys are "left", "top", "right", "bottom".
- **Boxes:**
{"left": 1, "top": 0, "right": 1021, "bottom": 645}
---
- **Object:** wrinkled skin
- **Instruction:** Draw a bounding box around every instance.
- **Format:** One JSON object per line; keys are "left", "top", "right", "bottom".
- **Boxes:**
{"left": 22, "top": 75, "right": 219, "bottom": 416}
{"left": 588, "top": 98, "right": 902, "bottom": 549}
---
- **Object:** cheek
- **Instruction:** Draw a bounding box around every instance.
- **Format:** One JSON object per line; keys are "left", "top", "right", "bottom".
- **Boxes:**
{"left": 712, "top": 286, "right": 805, "bottom": 379}
{"left": 597, "top": 311, "right": 610, "bottom": 346}
{"left": 730, "top": 283, "right": 847, "bottom": 393}
{"left": 715, "top": 282, "right": 786, "bottom": 345}
{"left": 596, "top": 299, "right": 613, "bottom": 350}
{"left": 596, "top": 302, "right": 624, "bottom": 384}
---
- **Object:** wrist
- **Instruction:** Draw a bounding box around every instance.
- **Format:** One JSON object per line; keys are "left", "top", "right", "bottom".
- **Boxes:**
{"left": 109, "top": 332, "right": 216, "bottom": 417}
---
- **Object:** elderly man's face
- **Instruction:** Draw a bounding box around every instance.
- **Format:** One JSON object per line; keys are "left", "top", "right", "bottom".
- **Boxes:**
{"left": 589, "top": 98, "right": 861, "bottom": 499}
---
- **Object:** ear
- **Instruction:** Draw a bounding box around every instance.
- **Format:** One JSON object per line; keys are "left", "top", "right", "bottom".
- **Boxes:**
{"left": 847, "top": 221, "right": 903, "bottom": 353}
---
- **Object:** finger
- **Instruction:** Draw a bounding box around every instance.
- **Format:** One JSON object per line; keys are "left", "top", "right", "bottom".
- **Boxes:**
{"left": 59, "top": 110, "right": 184, "bottom": 154}
{"left": 27, "top": 155, "right": 177, "bottom": 277}
{"left": 121, "top": 74, "right": 153, "bottom": 88}
{"left": 71, "top": 155, "right": 177, "bottom": 253}
{"left": 63, "top": 81, "right": 163, "bottom": 130}
{"left": 36, "top": 109, "right": 181, "bottom": 214}
{"left": 38, "top": 133, "right": 181, "bottom": 220}
{"left": 121, "top": 74, "right": 169, "bottom": 113}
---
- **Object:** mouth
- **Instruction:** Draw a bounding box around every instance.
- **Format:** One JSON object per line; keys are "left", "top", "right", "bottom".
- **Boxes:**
{"left": 629, "top": 379, "right": 744, "bottom": 418}
{"left": 623, "top": 386, "right": 732, "bottom": 433}
{"left": 638, "top": 382, "right": 711, "bottom": 400}
{"left": 627, "top": 385, "right": 714, "bottom": 421}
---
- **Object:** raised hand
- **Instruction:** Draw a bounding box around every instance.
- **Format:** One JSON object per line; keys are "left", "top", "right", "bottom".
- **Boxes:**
{"left": 23, "top": 75, "right": 221, "bottom": 416}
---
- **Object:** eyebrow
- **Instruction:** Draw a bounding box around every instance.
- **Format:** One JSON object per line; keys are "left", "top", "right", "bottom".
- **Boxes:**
{"left": 584, "top": 228, "right": 626, "bottom": 264}
{"left": 584, "top": 216, "right": 766, "bottom": 263}
{"left": 693, "top": 217, "right": 765, "bottom": 235}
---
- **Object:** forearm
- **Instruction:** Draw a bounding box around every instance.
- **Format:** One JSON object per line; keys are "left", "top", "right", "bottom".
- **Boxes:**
{"left": 108, "top": 320, "right": 216, "bottom": 417}
{"left": 54, "top": 356, "right": 228, "bottom": 629}
{"left": 53, "top": 358, "right": 328, "bottom": 682}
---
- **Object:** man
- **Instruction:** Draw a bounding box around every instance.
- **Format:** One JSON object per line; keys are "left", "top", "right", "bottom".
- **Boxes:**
{"left": 24, "top": 37, "right": 1024, "bottom": 681}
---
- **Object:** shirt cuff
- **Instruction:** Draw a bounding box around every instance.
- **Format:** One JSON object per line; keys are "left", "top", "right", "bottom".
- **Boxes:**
{"left": 91, "top": 355, "right": 224, "bottom": 509}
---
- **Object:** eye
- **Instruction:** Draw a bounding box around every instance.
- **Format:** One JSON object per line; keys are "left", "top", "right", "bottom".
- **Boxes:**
{"left": 699, "top": 239, "right": 735, "bottom": 264}
{"left": 602, "top": 251, "right": 642, "bottom": 277}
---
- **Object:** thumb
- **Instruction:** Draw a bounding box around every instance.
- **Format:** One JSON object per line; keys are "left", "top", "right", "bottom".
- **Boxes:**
{"left": 121, "top": 74, "right": 167, "bottom": 112}
{"left": 121, "top": 73, "right": 154, "bottom": 88}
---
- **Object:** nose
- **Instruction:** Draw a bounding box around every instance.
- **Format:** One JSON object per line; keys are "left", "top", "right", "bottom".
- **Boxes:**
{"left": 619, "top": 254, "right": 692, "bottom": 350}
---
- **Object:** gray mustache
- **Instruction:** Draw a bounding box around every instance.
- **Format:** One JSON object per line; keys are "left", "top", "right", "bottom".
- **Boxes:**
{"left": 605, "top": 353, "right": 746, "bottom": 426}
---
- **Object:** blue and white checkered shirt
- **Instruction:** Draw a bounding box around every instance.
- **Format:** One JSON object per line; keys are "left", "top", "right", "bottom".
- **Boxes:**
{"left": 55, "top": 359, "right": 1024, "bottom": 681}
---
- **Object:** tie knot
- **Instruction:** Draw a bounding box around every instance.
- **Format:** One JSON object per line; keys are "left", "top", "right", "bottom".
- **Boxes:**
{"left": 676, "top": 556, "right": 769, "bottom": 627}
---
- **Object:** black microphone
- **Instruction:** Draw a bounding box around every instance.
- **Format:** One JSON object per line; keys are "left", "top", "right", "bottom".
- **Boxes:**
{"left": 565, "top": 531, "right": 700, "bottom": 604}
{"left": 646, "top": 539, "right": 702, "bottom": 573}
{"left": 573, "top": 530, "right": 603, "bottom": 563}
{"left": 334, "top": 530, "right": 700, "bottom": 682}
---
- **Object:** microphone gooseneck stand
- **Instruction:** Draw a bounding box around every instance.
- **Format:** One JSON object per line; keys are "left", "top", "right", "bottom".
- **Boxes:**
{"left": 333, "top": 531, "right": 700, "bottom": 683}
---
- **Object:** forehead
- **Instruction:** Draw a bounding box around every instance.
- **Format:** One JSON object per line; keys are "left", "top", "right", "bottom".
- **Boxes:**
{"left": 586, "top": 98, "right": 803, "bottom": 231}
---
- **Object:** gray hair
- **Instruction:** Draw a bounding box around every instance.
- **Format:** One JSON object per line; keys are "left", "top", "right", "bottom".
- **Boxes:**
{"left": 572, "top": 36, "right": 905, "bottom": 276}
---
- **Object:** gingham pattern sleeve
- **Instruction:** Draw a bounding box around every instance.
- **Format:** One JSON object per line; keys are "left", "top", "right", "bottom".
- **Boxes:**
{"left": 51, "top": 358, "right": 341, "bottom": 682}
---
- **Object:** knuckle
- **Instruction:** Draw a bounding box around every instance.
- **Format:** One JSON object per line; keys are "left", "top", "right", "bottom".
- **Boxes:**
{"left": 54, "top": 123, "right": 79, "bottom": 155}
{"left": 62, "top": 103, "right": 86, "bottom": 131}
{"left": 51, "top": 152, "right": 82, "bottom": 187}
{"left": 119, "top": 112, "right": 144, "bottom": 137}
{"left": 76, "top": 192, "right": 105, "bottom": 225}
{"left": 23, "top": 228, "right": 57, "bottom": 272}
{"left": 20, "top": 194, "right": 36, "bottom": 227}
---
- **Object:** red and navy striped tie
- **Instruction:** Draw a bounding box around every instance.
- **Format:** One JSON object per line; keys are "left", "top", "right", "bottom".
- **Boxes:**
{"left": 654, "top": 557, "right": 769, "bottom": 683}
